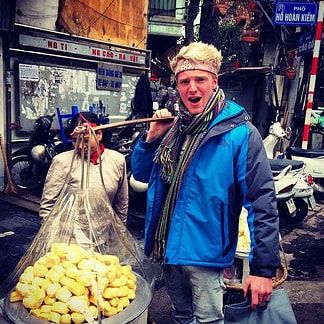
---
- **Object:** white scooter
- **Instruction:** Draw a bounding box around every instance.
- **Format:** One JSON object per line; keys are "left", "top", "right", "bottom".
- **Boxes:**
{"left": 272, "top": 164, "right": 299, "bottom": 227}
{"left": 286, "top": 146, "right": 324, "bottom": 199}
{"left": 263, "top": 122, "right": 316, "bottom": 224}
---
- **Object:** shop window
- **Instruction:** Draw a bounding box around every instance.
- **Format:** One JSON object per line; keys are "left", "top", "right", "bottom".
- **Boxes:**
{"left": 149, "top": 0, "right": 176, "bottom": 17}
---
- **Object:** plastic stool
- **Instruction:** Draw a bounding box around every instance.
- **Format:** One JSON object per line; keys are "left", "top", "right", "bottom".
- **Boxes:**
{"left": 56, "top": 106, "right": 78, "bottom": 144}
{"left": 235, "top": 250, "right": 250, "bottom": 284}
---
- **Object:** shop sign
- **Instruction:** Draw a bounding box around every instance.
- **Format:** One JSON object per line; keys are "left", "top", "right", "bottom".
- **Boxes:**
{"left": 97, "top": 63, "right": 122, "bottom": 91}
{"left": 274, "top": 1, "right": 318, "bottom": 26}
{"left": 19, "top": 34, "right": 146, "bottom": 65}
{"left": 298, "top": 31, "right": 315, "bottom": 56}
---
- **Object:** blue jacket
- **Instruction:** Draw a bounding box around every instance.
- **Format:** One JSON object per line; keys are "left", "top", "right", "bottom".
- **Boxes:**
{"left": 131, "top": 100, "right": 280, "bottom": 278}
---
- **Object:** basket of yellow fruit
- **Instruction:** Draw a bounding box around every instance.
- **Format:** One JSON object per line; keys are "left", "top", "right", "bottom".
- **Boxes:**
{"left": 225, "top": 208, "right": 287, "bottom": 291}
{"left": 4, "top": 243, "right": 151, "bottom": 323}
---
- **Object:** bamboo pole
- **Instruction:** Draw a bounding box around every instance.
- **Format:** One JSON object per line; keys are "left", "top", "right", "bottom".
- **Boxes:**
{"left": 92, "top": 116, "right": 175, "bottom": 131}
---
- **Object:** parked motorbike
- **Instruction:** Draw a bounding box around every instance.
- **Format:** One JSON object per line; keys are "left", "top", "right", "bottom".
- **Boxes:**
{"left": 286, "top": 146, "right": 324, "bottom": 199}
{"left": 272, "top": 164, "right": 298, "bottom": 227}
{"left": 263, "top": 121, "right": 316, "bottom": 224}
{"left": 8, "top": 114, "right": 71, "bottom": 192}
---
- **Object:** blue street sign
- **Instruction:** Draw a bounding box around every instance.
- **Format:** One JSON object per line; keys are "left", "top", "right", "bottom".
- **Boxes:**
{"left": 298, "top": 31, "right": 315, "bottom": 56}
{"left": 274, "top": 2, "right": 318, "bottom": 26}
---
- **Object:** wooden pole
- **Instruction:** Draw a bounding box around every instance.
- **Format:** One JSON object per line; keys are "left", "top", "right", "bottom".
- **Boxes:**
{"left": 92, "top": 116, "right": 175, "bottom": 131}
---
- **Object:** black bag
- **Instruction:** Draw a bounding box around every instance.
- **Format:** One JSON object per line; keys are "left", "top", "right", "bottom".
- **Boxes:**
{"left": 224, "top": 288, "right": 297, "bottom": 324}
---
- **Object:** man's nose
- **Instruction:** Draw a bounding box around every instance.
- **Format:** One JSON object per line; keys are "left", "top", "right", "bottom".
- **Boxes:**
{"left": 188, "top": 81, "right": 197, "bottom": 92}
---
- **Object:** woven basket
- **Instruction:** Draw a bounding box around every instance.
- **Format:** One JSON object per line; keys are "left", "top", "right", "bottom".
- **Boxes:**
{"left": 225, "top": 263, "right": 288, "bottom": 291}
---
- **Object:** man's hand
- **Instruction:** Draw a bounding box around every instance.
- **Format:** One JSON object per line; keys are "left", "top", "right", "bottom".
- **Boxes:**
{"left": 146, "top": 109, "right": 174, "bottom": 143}
{"left": 243, "top": 275, "right": 273, "bottom": 310}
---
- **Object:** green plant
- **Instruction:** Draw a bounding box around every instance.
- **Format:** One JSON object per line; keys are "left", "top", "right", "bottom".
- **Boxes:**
{"left": 216, "top": 21, "right": 248, "bottom": 66}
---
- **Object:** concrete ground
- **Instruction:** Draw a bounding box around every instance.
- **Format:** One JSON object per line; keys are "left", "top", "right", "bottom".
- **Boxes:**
{"left": 0, "top": 192, "right": 323, "bottom": 323}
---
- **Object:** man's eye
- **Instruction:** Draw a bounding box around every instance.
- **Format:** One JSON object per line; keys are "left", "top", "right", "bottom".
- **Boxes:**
{"left": 180, "top": 80, "right": 189, "bottom": 85}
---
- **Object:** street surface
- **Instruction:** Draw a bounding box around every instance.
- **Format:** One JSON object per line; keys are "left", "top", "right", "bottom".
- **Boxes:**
{"left": 0, "top": 193, "right": 323, "bottom": 323}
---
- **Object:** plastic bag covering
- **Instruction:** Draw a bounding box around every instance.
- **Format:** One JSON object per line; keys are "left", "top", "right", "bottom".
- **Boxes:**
{"left": 1, "top": 124, "right": 154, "bottom": 322}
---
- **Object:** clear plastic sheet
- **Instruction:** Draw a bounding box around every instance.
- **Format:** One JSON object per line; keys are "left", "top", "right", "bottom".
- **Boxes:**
{"left": 0, "top": 124, "right": 153, "bottom": 323}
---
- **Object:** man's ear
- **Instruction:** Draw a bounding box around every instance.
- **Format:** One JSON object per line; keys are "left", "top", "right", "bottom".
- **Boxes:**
{"left": 213, "top": 76, "right": 218, "bottom": 88}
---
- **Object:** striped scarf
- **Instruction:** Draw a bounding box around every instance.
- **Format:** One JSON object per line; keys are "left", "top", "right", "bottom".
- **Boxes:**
{"left": 153, "top": 87, "right": 225, "bottom": 263}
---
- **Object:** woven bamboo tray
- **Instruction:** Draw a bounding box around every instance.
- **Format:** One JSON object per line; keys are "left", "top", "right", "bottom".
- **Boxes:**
{"left": 225, "top": 263, "right": 288, "bottom": 291}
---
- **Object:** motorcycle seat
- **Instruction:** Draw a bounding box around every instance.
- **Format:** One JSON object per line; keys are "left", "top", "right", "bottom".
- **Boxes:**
{"left": 269, "top": 158, "right": 304, "bottom": 175}
{"left": 286, "top": 146, "right": 324, "bottom": 159}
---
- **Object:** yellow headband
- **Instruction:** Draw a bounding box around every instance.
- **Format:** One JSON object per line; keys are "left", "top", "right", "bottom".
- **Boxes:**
{"left": 174, "top": 59, "right": 218, "bottom": 76}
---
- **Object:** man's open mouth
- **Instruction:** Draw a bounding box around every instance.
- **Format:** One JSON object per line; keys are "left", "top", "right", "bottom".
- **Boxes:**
{"left": 188, "top": 97, "right": 201, "bottom": 103}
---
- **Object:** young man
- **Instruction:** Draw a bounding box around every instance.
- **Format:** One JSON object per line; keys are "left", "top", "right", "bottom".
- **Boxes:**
{"left": 131, "top": 42, "right": 280, "bottom": 323}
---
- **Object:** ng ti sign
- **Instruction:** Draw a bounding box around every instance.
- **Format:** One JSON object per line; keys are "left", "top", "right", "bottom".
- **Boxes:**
{"left": 274, "top": 2, "right": 318, "bottom": 26}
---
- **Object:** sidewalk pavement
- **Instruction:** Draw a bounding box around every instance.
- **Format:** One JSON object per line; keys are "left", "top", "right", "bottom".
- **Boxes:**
{"left": 0, "top": 192, "right": 323, "bottom": 323}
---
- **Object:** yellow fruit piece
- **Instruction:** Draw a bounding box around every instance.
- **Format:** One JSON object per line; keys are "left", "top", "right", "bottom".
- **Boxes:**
{"left": 102, "top": 287, "right": 118, "bottom": 299}
{"left": 62, "top": 260, "right": 74, "bottom": 269}
{"left": 237, "top": 209, "right": 251, "bottom": 249}
{"left": 16, "top": 283, "right": 30, "bottom": 297}
{"left": 47, "top": 282, "right": 62, "bottom": 297}
{"left": 94, "top": 252, "right": 105, "bottom": 263}
{"left": 101, "top": 300, "right": 111, "bottom": 316}
{"left": 89, "top": 305, "right": 98, "bottom": 319}
{"left": 9, "top": 290, "right": 23, "bottom": 302}
{"left": 121, "top": 265, "right": 136, "bottom": 281}
{"left": 56, "top": 286, "right": 72, "bottom": 303}
{"left": 32, "top": 277, "right": 51, "bottom": 291}
{"left": 66, "top": 244, "right": 89, "bottom": 264}
{"left": 48, "top": 311, "right": 61, "bottom": 323}
{"left": 40, "top": 304, "right": 52, "bottom": 313}
{"left": 19, "top": 268, "right": 34, "bottom": 284}
{"left": 127, "top": 289, "right": 136, "bottom": 300}
{"left": 52, "top": 264, "right": 66, "bottom": 275}
{"left": 44, "top": 295, "right": 56, "bottom": 305}
{"left": 33, "top": 263, "right": 48, "bottom": 278}
{"left": 60, "top": 313, "right": 72, "bottom": 324}
{"left": 109, "top": 297, "right": 119, "bottom": 307}
{"left": 46, "top": 268, "right": 64, "bottom": 283}
{"left": 44, "top": 252, "right": 61, "bottom": 267}
{"left": 105, "top": 305, "right": 117, "bottom": 317}
{"left": 23, "top": 294, "right": 43, "bottom": 310}
{"left": 117, "top": 285, "right": 130, "bottom": 298}
{"left": 116, "top": 300, "right": 124, "bottom": 312}
{"left": 67, "top": 295, "right": 88, "bottom": 313}
{"left": 110, "top": 275, "right": 127, "bottom": 288}
{"left": 30, "top": 308, "right": 41, "bottom": 318}
{"left": 126, "top": 279, "right": 136, "bottom": 290}
{"left": 38, "top": 311, "right": 50, "bottom": 320}
{"left": 101, "top": 254, "right": 119, "bottom": 266}
{"left": 75, "top": 270, "right": 95, "bottom": 287}
{"left": 120, "top": 296, "right": 130, "bottom": 308}
{"left": 79, "top": 258, "right": 108, "bottom": 276}
{"left": 88, "top": 292, "right": 100, "bottom": 306}
{"left": 89, "top": 277, "right": 109, "bottom": 299}
{"left": 71, "top": 312, "right": 85, "bottom": 324}
{"left": 65, "top": 265, "right": 80, "bottom": 280}
{"left": 52, "top": 301, "right": 69, "bottom": 314}
{"left": 51, "top": 242, "right": 69, "bottom": 258}
{"left": 60, "top": 276, "right": 86, "bottom": 296}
